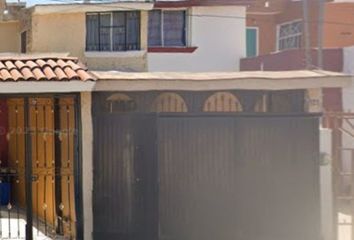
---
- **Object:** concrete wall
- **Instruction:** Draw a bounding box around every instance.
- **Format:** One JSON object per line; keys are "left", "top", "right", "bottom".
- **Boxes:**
{"left": 147, "top": 6, "right": 246, "bottom": 72}
{"left": 29, "top": 11, "right": 149, "bottom": 71}
{"left": 0, "top": 21, "right": 20, "bottom": 53}
{"left": 80, "top": 92, "right": 93, "bottom": 240}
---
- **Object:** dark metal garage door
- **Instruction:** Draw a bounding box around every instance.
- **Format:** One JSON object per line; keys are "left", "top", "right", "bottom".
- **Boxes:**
{"left": 93, "top": 113, "right": 320, "bottom": 240}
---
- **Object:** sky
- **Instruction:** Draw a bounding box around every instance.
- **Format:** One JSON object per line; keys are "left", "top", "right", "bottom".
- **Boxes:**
{"left": 8, "top": 0, "right": 116, "bottom": 6}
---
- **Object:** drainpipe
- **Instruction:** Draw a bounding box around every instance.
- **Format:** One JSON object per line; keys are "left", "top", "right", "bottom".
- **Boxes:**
{"left": 318, "top": 0, "right": 324, "bottom": 69}
{"left": 302, "top": 0, "right": 312, "bottom": 69}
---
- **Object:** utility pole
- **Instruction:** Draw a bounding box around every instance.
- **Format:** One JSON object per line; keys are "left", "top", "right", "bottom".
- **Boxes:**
{"left": 317, "top": 0, "right": 324, "bottom": 69}
{"left": 302, "top": 0, "right": 312, "bottom": 69}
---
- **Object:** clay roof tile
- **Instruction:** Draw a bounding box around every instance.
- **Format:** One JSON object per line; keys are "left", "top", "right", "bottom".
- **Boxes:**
{"left": 20, "top": 67, "right": 36, "bottom": 81}
{"left": 5, "top": 61, "right": 16, "bottom": 71}
{"left": 25, "top": 60, "right": 39, "bottom": 70}
{"left": 10, "top": 69, "right": 24, "bottom": 81}
{"left": 0, "top": 56, "right": 94, "bottom": 82}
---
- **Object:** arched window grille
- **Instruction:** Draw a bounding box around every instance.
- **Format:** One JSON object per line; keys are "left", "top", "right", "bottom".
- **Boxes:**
{"left": 106, "top": 93, "right": 137, "bottom": 113}
{"left": 151, "top": 93, "right": 188, "bottom": 112}
{"left": 203, "top": 92, "right": 242, "bottom": 112}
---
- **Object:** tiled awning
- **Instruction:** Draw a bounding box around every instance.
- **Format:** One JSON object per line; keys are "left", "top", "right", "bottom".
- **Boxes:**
{"left": 0, "top": 57, "right": 95, "bottom": 82}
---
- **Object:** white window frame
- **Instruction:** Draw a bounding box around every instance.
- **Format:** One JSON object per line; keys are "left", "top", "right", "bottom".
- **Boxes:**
{"left": 149, "top": 8, "right": 190, "bottom": 47}
{"left": 246, "top": 26, "right": 259, "bottom": 57}
{"left": 276, "top": 19, "right": 302, "bottom": 51}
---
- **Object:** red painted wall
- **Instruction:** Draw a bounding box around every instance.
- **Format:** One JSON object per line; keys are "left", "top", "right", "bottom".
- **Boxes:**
{"left": 0, "top": 100, "right": 8, "bottom": 167}
{"left": 240, "top": 48, "right": 343, "bottom": 112}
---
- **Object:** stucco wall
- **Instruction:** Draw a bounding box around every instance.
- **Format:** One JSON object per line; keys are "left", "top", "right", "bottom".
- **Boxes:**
{"left": 0, "top": 21, "right": 20, "bottom": 53}
{"left": 30, "top": 11, "right": 148, "bottom": 71}
{"left": 342, "top": 46, "right": 354, "bottom": 111}
{"left": 80, "top": 92, "right": 93, "bottom": 240}
{"left": 147, "top": 6, "right": 246, "bottom": 72}
{"left": 324, "top": 2, "right": 354, "bottom": 48}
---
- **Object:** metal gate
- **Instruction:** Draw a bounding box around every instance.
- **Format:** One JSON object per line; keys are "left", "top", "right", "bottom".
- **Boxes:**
{"left": 93, "top": 113, "right": 321, "bottom": 240}
{"left": 93, "top": 114, "right": 158, "bottom": 240}
{"left": 323, "top": 112, "right": 354, "bottom": 240}
{"left": 0, "top": 96, "right": 80, "bottom": 240}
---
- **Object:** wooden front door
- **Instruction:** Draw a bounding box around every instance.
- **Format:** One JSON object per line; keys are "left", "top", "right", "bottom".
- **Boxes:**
{"left": 6, "top": 96, "right": 77, "bottom": 239}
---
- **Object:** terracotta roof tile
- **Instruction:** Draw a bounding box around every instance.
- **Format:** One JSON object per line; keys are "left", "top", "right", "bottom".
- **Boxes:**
{"left": 0, "top": 56, "right": 95, "bottom": 82}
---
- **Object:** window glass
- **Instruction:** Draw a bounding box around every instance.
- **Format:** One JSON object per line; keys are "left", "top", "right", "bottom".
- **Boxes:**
{"left": 86, "top": 11, "right": 140, "bottom": 52}
{"left": 126, "top": 11, "right": 140, "bottom": 50}
{"left": 112, "top": 12, "right": 126, "bottom": 51}
{"left": 148, "top": 10, "right": 162, "bottom": 46}
{"left": 99, "top": 13, "right": 112, "bottom": 51}
{"left": 148, "top": 10, "right": 186, "bottom": 47}
{"left": 278, "top": 20, "right": 302, "bottom": 51}
{"left": 86, "top": 14, "right": 99, "bottom": 51}
{"left": 163, "top": 11, "right": 186, "bottom": 46}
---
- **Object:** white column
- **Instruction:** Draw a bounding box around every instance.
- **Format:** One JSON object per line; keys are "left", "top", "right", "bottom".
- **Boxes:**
{"left": 320, "top": 128, "right": 333, "bottom": 240}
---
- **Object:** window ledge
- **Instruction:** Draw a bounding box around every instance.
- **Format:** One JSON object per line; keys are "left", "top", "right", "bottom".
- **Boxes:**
{"left": 148, "top": 47, "right": 198, "bottom": 53}
{"left": 84, "top": 50, "right": 146, "bottom": 58}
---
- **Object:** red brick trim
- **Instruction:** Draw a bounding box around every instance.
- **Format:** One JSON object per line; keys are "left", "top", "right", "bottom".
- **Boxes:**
{"left": 148, "top": 47, "right": 198, "bottom": 53}
{"left": 154, "top": 0, "right": 251, "bottom": 8}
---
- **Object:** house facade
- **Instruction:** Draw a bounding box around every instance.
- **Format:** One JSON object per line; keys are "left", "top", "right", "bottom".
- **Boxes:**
{"left": 0, "top": 0, "right": 248, "bottom": 72}
{"left": 245, "top": 0, "right": 323, "bottom": 58}
{"left": 245, "top": 0, "right": 354, "bottom": 58}
{"left": 0, "top": 53, "right": 348, "bottom": 240}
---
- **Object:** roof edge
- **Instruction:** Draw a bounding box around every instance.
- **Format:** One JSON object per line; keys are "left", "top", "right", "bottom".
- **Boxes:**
{"left": 154, "top": 0, "right": 252, "bottom": 8}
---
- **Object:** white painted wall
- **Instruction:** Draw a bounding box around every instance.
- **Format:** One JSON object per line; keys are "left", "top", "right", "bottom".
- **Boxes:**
{"left": 343, "top": 46, "right": 354, "bottom": 112}
{"left": 320, "top": 128, "right": 333, "bottom": 240}
{"left": 147, "top": 6, "right": 246, "bottom": 72}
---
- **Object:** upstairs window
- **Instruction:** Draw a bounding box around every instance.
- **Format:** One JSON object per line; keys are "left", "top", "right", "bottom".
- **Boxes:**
{"left": 86, "top": 11, "right": 140, "bottom": 52}
{"left": 277, "top": 20, "right": 302, "bottom": 51}
{"left": 148, "top": 10, "right": 187, "bottom": 47}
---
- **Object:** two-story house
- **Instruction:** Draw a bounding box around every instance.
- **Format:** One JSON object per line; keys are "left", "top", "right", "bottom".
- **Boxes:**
{"left": 245, "top": 0, "right": 335, "bottom": 58}
{"left": 1, "top": 0, "right": 249, "bottom": 72}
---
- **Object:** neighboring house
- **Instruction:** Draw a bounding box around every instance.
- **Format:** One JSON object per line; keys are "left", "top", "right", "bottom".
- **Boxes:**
{"left": 0, "top": 0, "right": 249, "bottom": 72}
{"left": 245, "top": 0, "right": 334, "bottom": 58}
{"left": 245, "top": 0, "right": 354, "bottom": 58}
{"left": 240, "top": 48, "right": 344, "bottom": 112}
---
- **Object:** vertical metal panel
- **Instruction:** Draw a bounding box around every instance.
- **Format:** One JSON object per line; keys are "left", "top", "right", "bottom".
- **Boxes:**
{"left": 157, "top": 116, "right": 320, "bottom": 240}
{"left": 93, "top": 114, "right": 157, "bottom": 240}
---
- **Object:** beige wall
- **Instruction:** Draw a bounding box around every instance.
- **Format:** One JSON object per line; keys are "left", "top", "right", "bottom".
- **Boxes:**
{"left": 0, "top": 21, "right": 20, "bottom": 53}
{"left": 30, "top": 11, "right": 148, "bottom": 71}
{"left": 80, "top": 92, "right": 93, "bottom": 240}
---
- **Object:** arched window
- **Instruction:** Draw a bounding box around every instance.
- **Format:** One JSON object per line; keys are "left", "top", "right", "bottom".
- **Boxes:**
{"left": 203, "top": 92, "right": 242, "bottom": 112}
{"left": 151, "top": 93, "right": 188, "bottom": 112}
{"left": 106, "top": 93, "right": 137, "bottom": 113}
{"left": 254, "top": 94, "right": 267, "bottom": 112}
